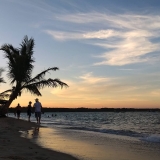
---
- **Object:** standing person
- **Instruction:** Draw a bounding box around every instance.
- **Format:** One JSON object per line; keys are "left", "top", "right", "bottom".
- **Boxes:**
{"left": 16, "top": 103, "right": 21, "bottom": 119}
{"left": 27, "top": 101, "right": 32, "bottom": 122}
{"left": 33, "top": 98, "right": 42, "bottom": 124}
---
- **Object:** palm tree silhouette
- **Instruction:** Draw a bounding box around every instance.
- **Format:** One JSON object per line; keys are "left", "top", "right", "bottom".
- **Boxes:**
{"left": 0, "top": 36, "right": 68, "bottom": 116}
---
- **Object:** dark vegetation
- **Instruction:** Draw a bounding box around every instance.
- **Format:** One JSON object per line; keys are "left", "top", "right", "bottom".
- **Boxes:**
{"left": 8, "top": 107, "right": 160, "bottom": 113}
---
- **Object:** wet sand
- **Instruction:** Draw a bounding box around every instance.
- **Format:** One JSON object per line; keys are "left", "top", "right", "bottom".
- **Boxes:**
{"left": 0, "top": 117, "right": 78, "bottom": 160}
{"left": 25, "top": 126, "right": 160, "bottom": 160}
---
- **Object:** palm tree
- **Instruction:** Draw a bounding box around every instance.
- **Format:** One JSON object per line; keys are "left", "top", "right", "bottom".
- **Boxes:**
{"left": 0, "top": 36, "right": 68, "bottom": 116}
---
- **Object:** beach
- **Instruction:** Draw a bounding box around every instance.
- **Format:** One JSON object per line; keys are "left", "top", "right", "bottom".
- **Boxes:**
{"left": 29, "top": 127, "right": 160, "bottom": 160}
{"left": 0, "top": 117, "right": 78, "bottom": 160}
{"left": 1, "top": 113, "right": 160, "bottom": 160}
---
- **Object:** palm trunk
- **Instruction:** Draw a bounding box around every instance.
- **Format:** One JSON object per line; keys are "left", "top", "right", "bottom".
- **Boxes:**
{"left": 0, "top": 92, "right": 17, "bottom": 117}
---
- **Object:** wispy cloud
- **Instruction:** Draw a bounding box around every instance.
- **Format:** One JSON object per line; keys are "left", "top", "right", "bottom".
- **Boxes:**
{"left": 44, "top": 30, "right": 83, "bottom": 41}
{"left": 45, "top": 11, "right": 160, "bottom": 66}
{"left": 78, "top": 72, "right": 111, "bottom": 84}
{"left": 93, "top": 33, "right": 160, "bottom": 65}
{"left": 50, "top": 72, "right": 141, "bottom": 99}
{"left": 55, "top": 12, "right": 160, "bottom": 30}
{"left": 151, "top": 89, "right": 160, "bottom": 96}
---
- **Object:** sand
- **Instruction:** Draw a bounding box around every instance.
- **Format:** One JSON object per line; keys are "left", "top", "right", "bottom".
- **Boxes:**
{"left": 0, "top": 117, "right": 78, "bottom": 160}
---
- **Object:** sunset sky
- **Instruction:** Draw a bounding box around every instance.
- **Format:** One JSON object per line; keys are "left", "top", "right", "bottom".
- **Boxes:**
{"left": 0, "top": 0, "right": 160, "bottom": 108}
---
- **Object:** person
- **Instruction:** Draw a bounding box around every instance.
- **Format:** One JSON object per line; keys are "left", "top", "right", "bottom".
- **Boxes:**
{"left": 33, "top": 98, "right": 42, "bottom": 124}
{"left": 16, "top": 103, "right": 21, "bottom": 119}
{"left": 14, "top": 111, "right": 16, "bottom": 117}
{"left": 27, "top": 101, "right": 32, "bottom": 122}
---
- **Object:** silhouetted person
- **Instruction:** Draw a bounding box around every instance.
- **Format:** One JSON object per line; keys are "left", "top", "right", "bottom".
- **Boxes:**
{"left": 16, "top": 103, "right": 21, "bottom": 119}
{"left": 14, "top": 111, "right": 16, "bottom": 117}
{"left": 27, "top": 101, "right": 32, "bottom": 122}
{"left": 33, "top": 98, "right": 42, "bottom": 124}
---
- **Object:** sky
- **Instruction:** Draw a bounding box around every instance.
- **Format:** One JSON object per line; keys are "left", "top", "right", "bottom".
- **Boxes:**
{"left": 0, "top": 0, "right": 160, "bottom": 108}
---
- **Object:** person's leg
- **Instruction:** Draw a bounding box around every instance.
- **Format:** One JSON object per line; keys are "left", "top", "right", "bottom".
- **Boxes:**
{"left": 37, "top": 112, "right": 41, "bottom": 124}
{"left": 39, "top": 116, "right": 41, "bottom": 124}
{"left": 17, "top": 112, "right": 20, "bottom": 119}
{"left": 39, "top": 112, "right": 41, "bottom": 124}
{"left": 28, "top": 115, "right": 30, "bottom": 121}
{"left": 35, "top": 112, "right": 38, "bottom": 123}
{"left": 29, "top": 112, "right": 31, "bottom": 121}
{"left": 36, "top": 117, "right": 38, "bottom": 123}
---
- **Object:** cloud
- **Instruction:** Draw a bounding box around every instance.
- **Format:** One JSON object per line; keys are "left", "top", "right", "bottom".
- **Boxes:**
{"left": 44, "top": 30, "right": 83, "bottom": 41}
{"left": 83, "top": 30, "right": 120, "bottom": 39}
{"left": 49, "top": 71, "right": 160, "bottom": 107}
{"left": 78, "top": 72, "right": 111, "bottom": 84}
{"left": 45, "top": 11, "right": 160, "bottom": 66}
{"left": 151, "top": 89, "right": 160, "bottom": 96}
{"left": 50, "top": 72, "right": 140, "bottom": 100}
{"left": 54, "top": 11, "right": 160, "bottom": 30}
{"left": 51, "top": 73, "right": 113, "bottom": 98}
{"left": 93, "top": 32, "right": 160, "bottom": 65}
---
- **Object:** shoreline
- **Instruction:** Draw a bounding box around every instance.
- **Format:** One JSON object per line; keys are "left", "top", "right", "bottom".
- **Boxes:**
{"left": 0, "top": 117, "right": 78, "bottom": 160}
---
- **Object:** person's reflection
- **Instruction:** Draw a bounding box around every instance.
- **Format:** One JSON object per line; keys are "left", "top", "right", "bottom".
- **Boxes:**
{"left": 32, "top": 126, "right": 40, "bottom": 137}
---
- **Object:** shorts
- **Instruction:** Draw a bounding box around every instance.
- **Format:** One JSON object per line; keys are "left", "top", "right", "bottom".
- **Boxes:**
{"left": 35, "top": 112, "right": 41, "bottom": 118}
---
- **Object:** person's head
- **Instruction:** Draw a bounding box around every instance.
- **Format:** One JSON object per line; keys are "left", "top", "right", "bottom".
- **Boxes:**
{"left": 18, "top": 103, "right": 20, "bottom": 106}
{"left": 35, "top": 98, "right": 39, "bottom": 102}
{"left": 29, "top": 101, "right": 32, "bottom": 104}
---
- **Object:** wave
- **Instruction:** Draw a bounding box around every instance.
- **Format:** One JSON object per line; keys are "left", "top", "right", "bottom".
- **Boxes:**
{"left": 64, "top": 127, "right": 160, "bottom": 143}
{"left": 40, "top": 122, "right": 160, "bottom": 144}
{"left": 64, "top": 126, "right": 143, "bottom": 138}
{"left": 141, "top": 135, "right": 160, "bottom": 143}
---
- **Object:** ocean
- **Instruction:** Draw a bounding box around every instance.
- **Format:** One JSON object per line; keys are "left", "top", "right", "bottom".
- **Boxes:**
{"left": 9, "top": 111, "right": 160, "bottom": 160}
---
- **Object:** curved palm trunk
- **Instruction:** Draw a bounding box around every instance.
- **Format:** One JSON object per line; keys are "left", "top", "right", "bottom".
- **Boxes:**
{"left": 0, "top": 91, "right": 18, "bottom": 117}
{"left": 0, "top": 98, "right": 14, "bottom": 117}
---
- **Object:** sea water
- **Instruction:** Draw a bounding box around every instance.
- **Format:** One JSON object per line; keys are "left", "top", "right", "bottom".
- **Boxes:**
{"left": 9, "top": 111, "right": 160, "bottom": 160}
{"left": 9, "top": 111, "right": 160, "bottom": 143}
{"left": 48, "top": 112, "right": 160, "bottom": 142}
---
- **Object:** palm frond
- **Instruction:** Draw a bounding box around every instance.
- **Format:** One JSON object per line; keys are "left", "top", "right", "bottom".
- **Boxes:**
{"left": 0, "top": 89, "right": 12, "bottom": 99}
{"left": 1, "top": 44, "right": 20, "bottom": 84}
{"left": 25, "top": 67, "right": 59, "bottom": 85}
{"left": 0, "top": 44, "right": 18, "bottom": 66}
{"left": 24, "top": 78, "right": 68, "bottom": 90}
{"left": 0, "top": 89, "right": 13, "bottom": 94}
{"left": 0, "top": 93, "right": 10, "bottom": 99}
{"left": 21, "top": 35, "right": 34, "bottom": 57}
{"left": 0, "top": 78, "right": 5, "bottom": 83}
{"left": 23, "top": 85, "right": 42, "bottom": 96}
{"left": 0, "top": 99, "right": 8, "bottom": 104}
{"left": 1, "top": 36, "right": 35, "bottom": 85}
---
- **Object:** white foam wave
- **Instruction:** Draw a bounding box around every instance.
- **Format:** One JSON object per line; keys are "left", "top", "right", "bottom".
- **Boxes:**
{"left": 141, "top": 135, "right": 160, "bottom": 143}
